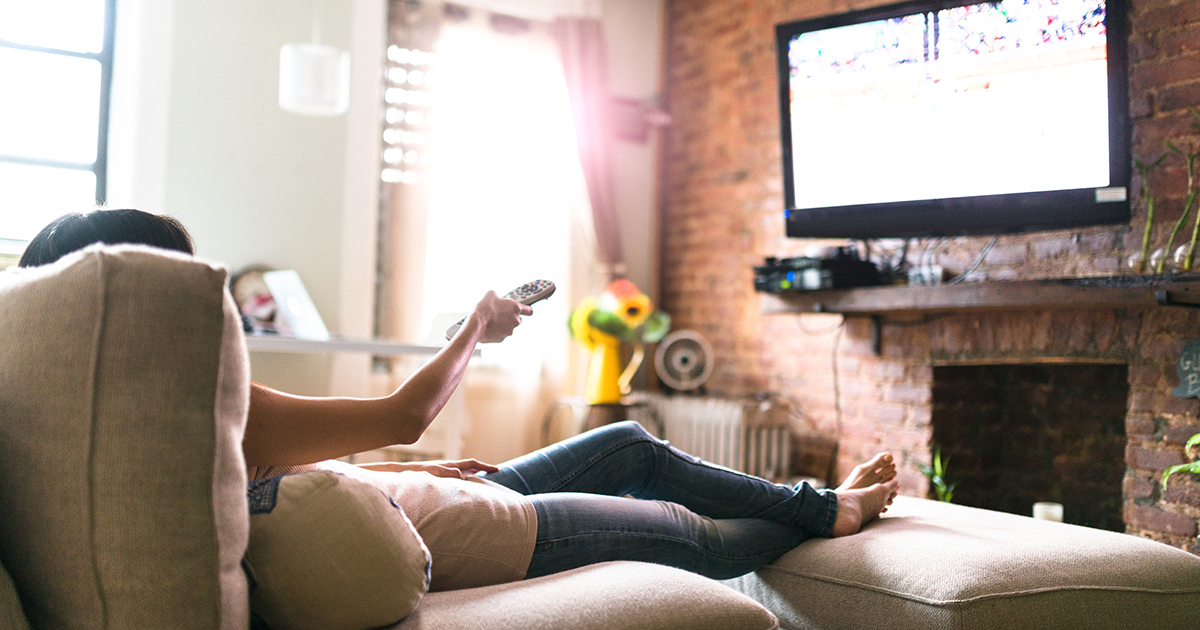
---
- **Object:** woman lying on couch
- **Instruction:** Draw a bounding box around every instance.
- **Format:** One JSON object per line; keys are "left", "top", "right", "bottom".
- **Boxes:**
{"left": 19, "top": 208, "right": 899, "bottom": 591}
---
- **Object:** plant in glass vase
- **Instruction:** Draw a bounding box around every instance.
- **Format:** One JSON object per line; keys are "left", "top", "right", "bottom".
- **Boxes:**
{"left": 1133, "top": 152, "right": 1167, "bottom": 274}
{"left": 1157, "top": 107, "right": 1200, "bottom": 274}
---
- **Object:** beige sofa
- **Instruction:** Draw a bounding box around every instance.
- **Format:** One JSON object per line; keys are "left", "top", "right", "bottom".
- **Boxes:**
{"left": 3, "top": 246, "right": 1200, "bottom": 630}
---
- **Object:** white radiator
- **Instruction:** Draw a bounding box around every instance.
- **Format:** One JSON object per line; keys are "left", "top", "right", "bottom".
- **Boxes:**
{"left": 641, "top": 394, "right": 792, "bottom": 482}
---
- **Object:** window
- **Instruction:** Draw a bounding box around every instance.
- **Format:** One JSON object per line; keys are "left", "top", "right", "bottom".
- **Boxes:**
{"left": 376, "top": 2, "right": 591, "bottom": 357}
{"left": 371, "top": 2, "right": 597, "bottom": 462}
{"left": 0, "top": 0, "right": 115, "bottom": 263}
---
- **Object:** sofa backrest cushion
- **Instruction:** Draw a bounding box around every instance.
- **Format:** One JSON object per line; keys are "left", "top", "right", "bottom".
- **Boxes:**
{"left": 0, "top": 559, "right": 31, "bottom": 630}
{"left": 0, "top": 244, "right": 250, "bottom": 630}
{"left": 243, "top": 471, "right": 431, "bottom": 630}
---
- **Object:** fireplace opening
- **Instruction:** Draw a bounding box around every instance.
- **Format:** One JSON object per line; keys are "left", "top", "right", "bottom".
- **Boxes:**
{"left": 931, "top": 363, "right": 1128, "bottom": 531}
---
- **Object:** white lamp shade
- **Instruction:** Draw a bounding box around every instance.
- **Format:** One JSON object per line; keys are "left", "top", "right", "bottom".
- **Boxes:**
{"left": 279, "top": 43, "right": 351, "bottom": 116}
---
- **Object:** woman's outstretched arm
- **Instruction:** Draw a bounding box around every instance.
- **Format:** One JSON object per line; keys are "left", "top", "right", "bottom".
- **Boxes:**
{"left": 242, "top": 291, "right": 532, "bottom": 467}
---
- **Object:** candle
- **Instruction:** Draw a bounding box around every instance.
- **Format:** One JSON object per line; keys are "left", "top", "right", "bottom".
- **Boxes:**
{"left": 1033, "top": 502, "right": 1064, "bottom": 522}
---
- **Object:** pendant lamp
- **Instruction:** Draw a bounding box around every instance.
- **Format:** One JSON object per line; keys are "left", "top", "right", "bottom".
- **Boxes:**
{"left": 279, "top": 0, "right": 350, "bottom": 116}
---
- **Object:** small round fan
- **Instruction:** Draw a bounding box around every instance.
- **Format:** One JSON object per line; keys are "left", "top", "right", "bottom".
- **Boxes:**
{"left": 654, "top": 330, "right": 714, "bottom": 392}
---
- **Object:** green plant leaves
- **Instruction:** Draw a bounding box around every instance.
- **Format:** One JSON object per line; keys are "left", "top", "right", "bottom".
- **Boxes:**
{"left": 918, "top": 447, "right": 956, "bottom": 503}
{"left": 587, "top": 309, "right": 631, "bottom": 338}
{"left": 586, "top": 307, "right": 672, "bottom": 343}
{"left": 639, "top": 311, "right": 671, "bottom": 343}
{"left": 1134, "top": 153, "right": 1168, "bottom": 173}
{"left": 1163, "top": 461, "right": 1200, "bottom": 489}
{"left": 1162, "top": 431, "right": 1200, "bottom": 489}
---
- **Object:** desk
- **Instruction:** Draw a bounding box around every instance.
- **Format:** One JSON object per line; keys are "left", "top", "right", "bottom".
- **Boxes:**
{"left": 245, "top": 334, "right": 479, "bottom": 357}
{"left": 540, "top": 397, "right": 663, "bottom": 446}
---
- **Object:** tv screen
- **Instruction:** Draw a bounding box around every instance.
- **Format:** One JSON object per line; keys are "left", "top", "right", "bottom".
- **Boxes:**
{"left": 777, "top": 0, "right": 1131, "bottom": 239}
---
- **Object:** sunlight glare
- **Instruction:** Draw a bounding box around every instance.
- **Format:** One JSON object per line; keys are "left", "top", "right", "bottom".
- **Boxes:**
{"left": 0, "top": 163, "right": 96, "bottom": 241}
{"left": 421, "top": 19, "right": 586, "bottom": 365}
{"left": 0, "top": 48, "right": 101, "bottom": 163}
{"left": 0, "top": 0, "right": 106, "bottom": 53}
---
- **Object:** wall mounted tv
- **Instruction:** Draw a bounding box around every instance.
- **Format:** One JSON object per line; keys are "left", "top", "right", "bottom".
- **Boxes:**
{"left": 776, "top": 0, "right": 1131, "bottom": 239}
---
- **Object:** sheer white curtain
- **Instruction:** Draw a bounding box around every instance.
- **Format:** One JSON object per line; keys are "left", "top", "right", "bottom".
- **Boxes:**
{"left": 390, "top": 8, "right": 596, "bottom": 463}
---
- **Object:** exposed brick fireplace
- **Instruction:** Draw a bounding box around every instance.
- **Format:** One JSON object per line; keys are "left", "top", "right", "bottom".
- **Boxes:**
{"left": 932, "top": 362, "right": 1128, "bottom": 532}
{"left": 800, "top": 305, "right": 1200, "bottom": 552}
{"left": 661, "top": 0, "right": 1200, "bottom": 554}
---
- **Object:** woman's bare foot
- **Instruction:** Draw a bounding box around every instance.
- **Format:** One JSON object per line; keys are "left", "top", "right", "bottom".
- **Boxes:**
{"left": 836, "top": 452, "right": 897, "bottom": 491}
{"left": 831, "top": 479, "right": 899, "bottom": 537}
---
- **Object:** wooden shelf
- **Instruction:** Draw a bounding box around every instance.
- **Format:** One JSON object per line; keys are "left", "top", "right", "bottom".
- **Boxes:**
{"left": 759, "top": 274, "right": 1200, "bottom": 316}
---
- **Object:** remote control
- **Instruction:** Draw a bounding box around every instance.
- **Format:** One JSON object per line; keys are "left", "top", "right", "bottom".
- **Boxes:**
{"left": 444, "top": 280, "right": 557, "bottom": 340}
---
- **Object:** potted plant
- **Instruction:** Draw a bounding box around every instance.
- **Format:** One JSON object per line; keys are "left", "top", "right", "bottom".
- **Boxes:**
{"left": 1162, "top": 432, "right": 1200, "bottom": 489}
{"left": 919, "top": 446, "right": 956, "bottom": 503}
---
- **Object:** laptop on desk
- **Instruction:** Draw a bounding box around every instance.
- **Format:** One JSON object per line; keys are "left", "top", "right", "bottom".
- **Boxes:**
{"left": 262, "top": 269, "right": 330, "bottom": 341}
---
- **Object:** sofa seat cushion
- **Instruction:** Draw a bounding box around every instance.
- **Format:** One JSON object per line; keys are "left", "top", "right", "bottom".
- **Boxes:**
{"left": 0, "top": 245, "right": 250, "bottom": 630}
{"left": 392, "top": 561, "right": 778, "bottom": 630}
{"left": 723, "top": 496, "right": 1200, "bottom": 630}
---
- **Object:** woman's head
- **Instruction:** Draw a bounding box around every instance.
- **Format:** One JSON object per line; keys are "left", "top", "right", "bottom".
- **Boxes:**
{"left": 18, "top": 209, "right": 195, "bottom": 268}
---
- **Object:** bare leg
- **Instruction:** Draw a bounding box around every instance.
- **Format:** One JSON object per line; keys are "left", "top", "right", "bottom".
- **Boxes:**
{"left": 837, "top": 452, "right": 897, "bottom": 491}
{"left": 831, "top": 479, "right": 899, "bottom": 537}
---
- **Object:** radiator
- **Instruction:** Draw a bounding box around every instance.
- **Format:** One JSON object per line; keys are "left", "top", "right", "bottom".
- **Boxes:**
{"left": 641, "top": 394, "right": 792, "bottom": 482}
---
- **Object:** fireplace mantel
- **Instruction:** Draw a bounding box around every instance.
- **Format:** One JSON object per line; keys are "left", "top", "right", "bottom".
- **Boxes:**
{"left": 760, "top": 274, "right": 1200, "bottom": 316}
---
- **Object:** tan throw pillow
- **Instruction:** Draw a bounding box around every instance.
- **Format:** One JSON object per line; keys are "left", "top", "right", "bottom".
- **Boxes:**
{"left": 0, "top": 244, "right": 250, "bottom": 630}
{"left": 244, "top": 471, "right": 431, "bottom": 630}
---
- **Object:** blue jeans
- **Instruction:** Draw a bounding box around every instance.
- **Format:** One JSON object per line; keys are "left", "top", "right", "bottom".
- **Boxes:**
{"left": 480, "top": 421, "right": 837, "bottom": 580}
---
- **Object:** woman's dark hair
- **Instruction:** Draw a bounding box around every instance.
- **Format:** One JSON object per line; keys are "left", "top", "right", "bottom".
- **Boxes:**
{"left": 18, "top": 209, "right": 195, "bottom": 268}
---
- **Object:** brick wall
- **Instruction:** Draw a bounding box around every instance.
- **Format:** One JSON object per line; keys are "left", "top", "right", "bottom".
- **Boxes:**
{"left": 661, "top": 0, "right": 1200, "bottom": 550}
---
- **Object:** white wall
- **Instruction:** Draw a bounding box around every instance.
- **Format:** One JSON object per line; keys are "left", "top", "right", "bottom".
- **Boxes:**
{"left": 111, "top": 0, "right": 357, "bottom": 394}
{"left": 171, "top": 0, "right": 355, "bottom": 394}
{"left": 109, "top": 0, "right": 663, "bottom": 413}
{"left": 604, "top": 0, "right": 664, "bottom": 301}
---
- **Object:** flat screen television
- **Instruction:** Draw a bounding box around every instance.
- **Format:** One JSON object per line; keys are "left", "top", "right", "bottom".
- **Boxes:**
{"left": 776, "top": 0, "right": 1131, "bottom": 239}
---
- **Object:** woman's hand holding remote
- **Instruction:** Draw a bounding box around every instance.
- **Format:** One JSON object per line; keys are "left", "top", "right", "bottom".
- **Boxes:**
{"left": 468, "top": 290, "right": 533, "bottom": 344}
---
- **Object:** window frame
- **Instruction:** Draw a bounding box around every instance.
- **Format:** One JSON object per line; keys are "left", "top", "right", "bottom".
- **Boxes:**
{"left": 0, "top": 0, "right": 117, "bottom": 220}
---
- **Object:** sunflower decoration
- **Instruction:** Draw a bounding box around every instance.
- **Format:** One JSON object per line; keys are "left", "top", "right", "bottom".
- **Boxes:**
{"left": 568, "top": 279, "right": 671, "bottom": 404}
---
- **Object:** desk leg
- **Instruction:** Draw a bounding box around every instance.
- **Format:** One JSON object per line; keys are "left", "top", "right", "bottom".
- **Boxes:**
{"left": 584, "top": 404, "right": 629, "bottom": 432}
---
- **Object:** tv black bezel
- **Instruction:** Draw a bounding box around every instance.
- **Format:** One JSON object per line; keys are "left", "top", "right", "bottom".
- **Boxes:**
{"left": 776, "top": 0, "right": 1132, "bottom": 240}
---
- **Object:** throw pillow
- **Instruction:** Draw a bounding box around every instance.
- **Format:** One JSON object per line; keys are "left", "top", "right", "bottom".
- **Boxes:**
{"left": 243, "top": 471, "right": 431, "bottom": 630}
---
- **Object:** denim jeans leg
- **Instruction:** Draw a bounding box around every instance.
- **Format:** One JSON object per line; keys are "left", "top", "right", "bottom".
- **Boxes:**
{"left": 522, "top": 491, "right": 812, "bottom": 580}
{"left": 482, "top": 420, "right": 836, "bottom": 537}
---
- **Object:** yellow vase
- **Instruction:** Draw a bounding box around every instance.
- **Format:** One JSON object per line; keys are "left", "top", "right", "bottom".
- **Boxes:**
{"left": 585, "top": 338, "right": 624, "bottom": 404}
